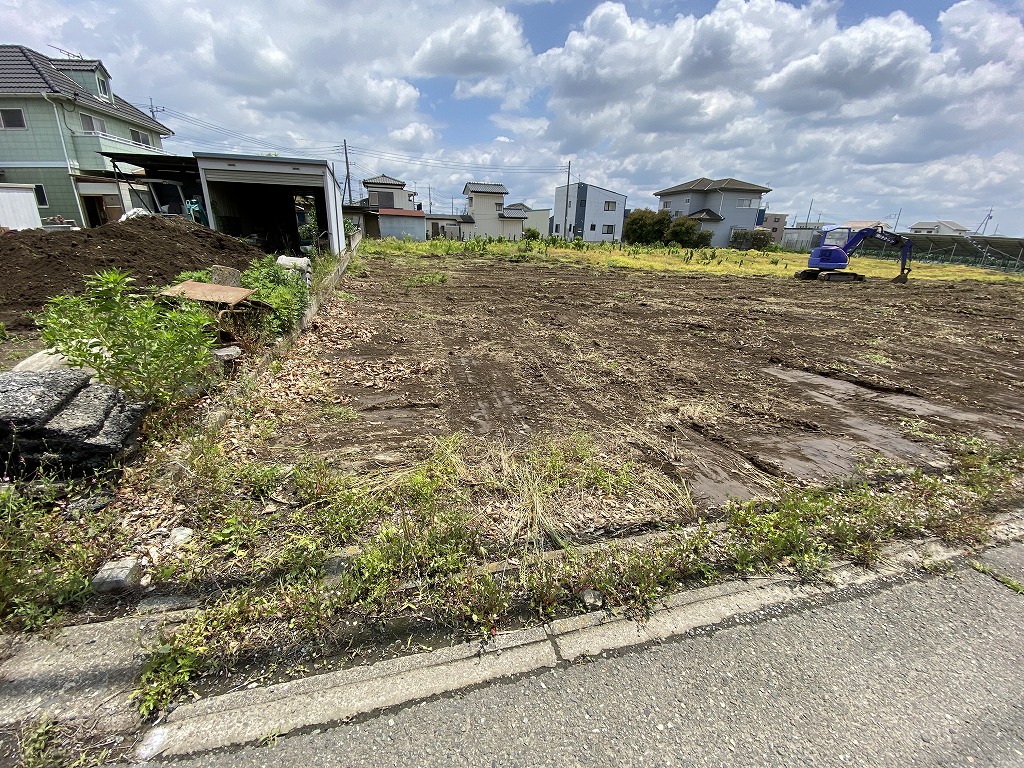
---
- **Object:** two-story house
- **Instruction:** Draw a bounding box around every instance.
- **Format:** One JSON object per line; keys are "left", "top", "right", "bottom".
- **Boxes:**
{"left": 553, "top": 182, "right": 627, "bottom": 242}
{"left": 463, "top": 182, "right": 525, "bottom": 240}
{"left": 357, "top": 173, "right": 424, "bottom": 240}
{"left": 654, "top": 177, "right": 771, "bottom": 247}
{"left": 0, "top": 45, "right": 174, "bottom": 227}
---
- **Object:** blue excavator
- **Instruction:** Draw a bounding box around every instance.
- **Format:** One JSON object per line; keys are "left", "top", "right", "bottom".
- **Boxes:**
{"left": 795, "top": 226, "right": 913, "bottom": 283}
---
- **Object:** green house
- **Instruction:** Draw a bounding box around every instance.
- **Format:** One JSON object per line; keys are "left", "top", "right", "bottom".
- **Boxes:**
{"left": 0, "top": 45, "right": 173, "bottom": 227}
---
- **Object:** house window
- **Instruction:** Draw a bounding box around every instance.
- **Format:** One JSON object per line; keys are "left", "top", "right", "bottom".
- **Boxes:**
{"left": 554, "top": 224, "right": 560, "bottom": 233}
{"left": 736, "top": 198, "right": 753, "bottom": 208}
{"left": 602, "top": 224, "right": 614, "bottom": 235}
{"left": 97, "top": 77, "right": 109, "bottom": 97}
{"left": 130, "top": 129, "right": 151, "bottom": 146}
{"left": 369, "top": 191, "right": 378, "bottom": 206}
{"left": 579, "top": 199, "right": 585, "bottom": 207}
{"left": 771, "top": 227, "right": 778, "bottom": 233}
{"left": 773, "top": 217, "right": 780, "bottom": 223}
{"left": 590, "top": 223, "right": 596, "bottom": 231}
{"left": 80, "top": 113, "right": 107, "bottom": 133}
{"left": 662, "top": 200, "right": 671, "bottom": 209}
{"left": 34, "top": 185, "right": 48, "bottom": 207}
{"left": 0, "top": 108, "right": 27, "bottom": 129}
{"left": 495, "top": 202, "right": 502, "bottom": 211}
{"left": 467, "top": 196, "right": 473, "bottom": 206}
{"left": 604, "top": 200, "right": 616, "bottom": 211}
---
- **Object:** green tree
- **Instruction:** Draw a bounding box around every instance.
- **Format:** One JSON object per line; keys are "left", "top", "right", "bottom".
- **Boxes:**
{"left": 522, "top": 227, "right": 541, "bottom": 241}
{"left": 666, "top": 217, "right": 712, "bottom": 248}
{"left": 623, "top": 208, "right": 671, "bottom": 244}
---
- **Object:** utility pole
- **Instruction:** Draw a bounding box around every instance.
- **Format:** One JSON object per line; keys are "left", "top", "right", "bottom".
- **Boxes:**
{"left": 147, "top": 98, "right": 165, "bottom": 121}
{"left": 562, "top": 161, "right": 571, "bottom": 239}
{"left": 428, "top": 186, "right": 433, "bottom": 214}
{"left": 343, "top": 140, "right": 354, "bottom": 204}
{"left": 805, "top": 198, "right": 813, "bottom": 229}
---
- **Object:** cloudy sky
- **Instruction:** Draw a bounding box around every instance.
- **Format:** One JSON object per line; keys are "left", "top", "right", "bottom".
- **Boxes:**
{"left": 5, "top": 0, "right": 1024, "bottom": 234}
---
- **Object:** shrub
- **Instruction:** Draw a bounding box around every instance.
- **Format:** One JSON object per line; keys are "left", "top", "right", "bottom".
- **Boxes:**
{"left": 729, "top": 229, "right": 774, "bottom": 251}
{"left": 39, "top": 270, "right": 214, "bottom": 406}
{"left": 666, "top": 217, "right": 713, "bottom": 248}
{"left": 522, "top": 227, "right": 540, "bottom": 241}
{"left": 240, "top": 256, "right": 309, "bottom": 335}
{"left": 623, "top": 209, "right": 671, "bottom": 245}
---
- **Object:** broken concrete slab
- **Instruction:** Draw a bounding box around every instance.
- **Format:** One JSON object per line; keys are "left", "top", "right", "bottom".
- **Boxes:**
{"left": 0, "top": 614, "right": 172, "bottom": 735}
{"left": 40, "top": 383, "right": 120, "bottom": 443}
{"left": 11, "top": 348, "right": 73, "bottom": 373}
{"left": 0, "top": 369, "right": 90, "bottom": 427}
{"left": 91, "top": 557, "right": 143, "bottom": 594}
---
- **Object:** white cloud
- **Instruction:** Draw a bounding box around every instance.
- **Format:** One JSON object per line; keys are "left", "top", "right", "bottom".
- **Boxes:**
{"left": 2, "top": 0, "right": 1023, "bottom": 233}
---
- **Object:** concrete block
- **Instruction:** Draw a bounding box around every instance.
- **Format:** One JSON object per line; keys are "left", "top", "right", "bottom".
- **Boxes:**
{"left": 210, "top": 265, "right": 242, "bottom": 287}
{"left": 91, "top": 557, "right": 143, "bottom": 594}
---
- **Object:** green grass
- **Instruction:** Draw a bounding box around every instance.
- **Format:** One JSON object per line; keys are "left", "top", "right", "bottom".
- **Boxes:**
{"left": 359, "top": 236, "right": 1022, "bottom": 284}
{"left": 129, "top": 427, "right": 1024, "bottom": 716}
{"left": 403, "top": 271, "right": 449, "bottom": 287}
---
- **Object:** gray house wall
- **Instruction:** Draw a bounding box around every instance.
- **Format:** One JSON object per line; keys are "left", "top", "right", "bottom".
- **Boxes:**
{"left": 657, "top": 188, "right": 765, "bottom": 247}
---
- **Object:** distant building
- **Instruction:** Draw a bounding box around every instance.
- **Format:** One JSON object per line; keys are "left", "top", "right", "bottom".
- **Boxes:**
{"left": 464, "top": 182, "right": 525, "bottom": 239}
{"left": 553, "top": 182, "right": 627, "bottom": 242}
{"left": 761, "top": 211, "right": 790, "bottom": 244}
{"left": 349, "top": 173, "right": 424, "bottom": 240}
{"left": 504, "top": 202, "right": 551, "bottom": 236}
{"left": 908, "top": 220, "right": 970, "bottom": 235}
{"left": 653, "top": 177, "right": 771, "bottom": 248}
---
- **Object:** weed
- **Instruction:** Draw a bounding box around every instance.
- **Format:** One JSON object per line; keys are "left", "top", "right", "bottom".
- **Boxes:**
{"left": 404, "top": 271, "right": 449, "bottom": 288}
{"left": 971, "top": 561, "right": 1024, "bottom": 594}
{"left": 39, "top": 270, "right": 214, "bottom": 406}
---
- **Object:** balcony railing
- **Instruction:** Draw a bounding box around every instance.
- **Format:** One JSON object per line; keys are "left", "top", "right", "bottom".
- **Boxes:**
{"left": 75, "top": 130, "right": 169, "bottom": 153}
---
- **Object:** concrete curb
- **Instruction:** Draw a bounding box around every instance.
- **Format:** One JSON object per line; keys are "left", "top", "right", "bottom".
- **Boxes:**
{"left": 133, "top": 516, "right": 1024, "bottom": 761}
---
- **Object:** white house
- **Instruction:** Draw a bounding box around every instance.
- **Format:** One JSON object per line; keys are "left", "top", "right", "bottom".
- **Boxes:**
{"left": 463, "top": 182, "right": 524, "bottom": 239}
{"left": 553, "top": 182, "right": 627, "bottom": 242}
{"left": 908, "top": 220, "right": 971, "bottom": 235}
{"left": 504, "top": 202, "right": 551, "bottom": 236}
{"left": 654, "top": 177, "right": 771, "bottom": 248}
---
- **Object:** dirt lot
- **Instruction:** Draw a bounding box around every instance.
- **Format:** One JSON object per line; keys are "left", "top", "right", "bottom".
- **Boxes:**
{"left": 0, "top": 216, "right": 265, "bottom": 331}
{"left": 241, "top": 252, "right": 1024, "bottom": 537}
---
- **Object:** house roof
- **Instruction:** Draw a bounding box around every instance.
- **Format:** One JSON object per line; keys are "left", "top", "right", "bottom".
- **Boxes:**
{"left": 910, "top": 220, "right": 969, "bottom": 231}
{"left": 463, "top": 182, "right": 508, "bottom": 195}
{"left": 363, "top": 174, "right": 406, "bottom": 188}
{"left": 0, "top": 45, "right": 172, "bottom": 135}
{"left": 504, "top": 202, "right": 532, "bottom": 211}
{"left": 842, "top": 220, "right": 886, "bottom": 230}
{"left": 499, "top": 208, "right": 528, "bottom": 219}
{"left": 50, "top": 58, "right": 110, "bottom": 78}
{"left": 686, "top": 208, "right": 725, "bottom": 222}
{"left": 655, "top": 177, "right": 771, "bottom": 196}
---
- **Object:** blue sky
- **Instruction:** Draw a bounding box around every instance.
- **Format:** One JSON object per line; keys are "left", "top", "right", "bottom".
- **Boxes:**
{"left": 5, "top": 0, "right": 1024, "bottom": 234}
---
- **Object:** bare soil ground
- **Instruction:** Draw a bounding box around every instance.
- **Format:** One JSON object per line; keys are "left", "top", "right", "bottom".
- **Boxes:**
{"left": 0, "top": 216, "right": 265, "bottom": 331}
{"left": 245, "top": 253, "right": 1024, "bottom": 537}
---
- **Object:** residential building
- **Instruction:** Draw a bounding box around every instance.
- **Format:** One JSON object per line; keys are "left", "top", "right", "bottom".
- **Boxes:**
{"left": 0, "top": 45, "right": 173, "bottom": 226}
{"left": 348, "top": 173, "right": 424, "bottom": 241}
{"left": 653, "top": 177, "right": 771, "bottom": 248}
{"left": 553, "top": 182, "right": 626, "bottom": 242}
{"left": 360, "top": 174, "right": 418, "bottom": 211}
{"left": 908, "top": 220, "right": 971, "bottom": 235}
{"left": 463, "top": 182, "right": 524, "bottom": 239}
{"left": 504, "top": 202, "right": 551, "bottom": 236}
{"left": 760, "top": 211, "right": 789, "bottom": 244}
{"left": 425, "top": 213, "right": 473, "bottom": 240}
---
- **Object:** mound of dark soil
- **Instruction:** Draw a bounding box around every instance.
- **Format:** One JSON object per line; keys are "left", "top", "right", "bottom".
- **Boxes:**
{"left": 0, "top": 216, "right": 267, "bottom": 330}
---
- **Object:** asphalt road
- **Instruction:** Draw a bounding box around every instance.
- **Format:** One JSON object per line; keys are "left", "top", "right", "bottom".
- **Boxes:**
{"left": 140, "top": 546, "right": 1024, "bottom": 768}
